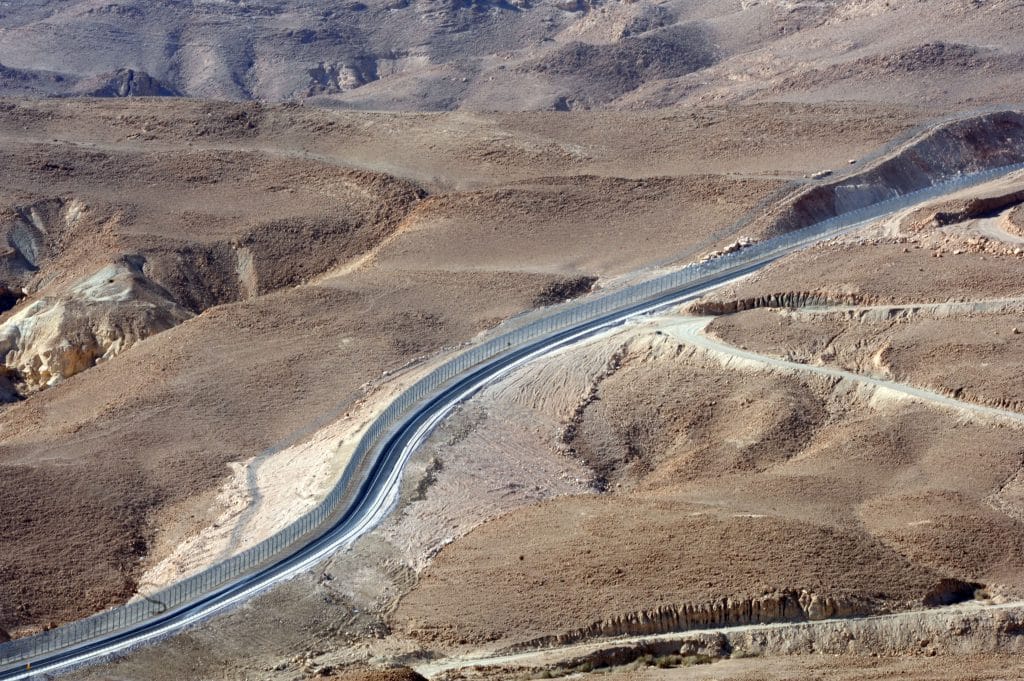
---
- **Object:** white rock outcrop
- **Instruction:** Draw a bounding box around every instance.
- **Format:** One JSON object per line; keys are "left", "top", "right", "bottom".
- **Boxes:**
{"left": 0, "top": 259, "right": 193, "bottom": 396}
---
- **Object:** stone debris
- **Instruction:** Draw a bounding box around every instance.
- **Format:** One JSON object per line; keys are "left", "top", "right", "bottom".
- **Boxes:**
{"left": 699, "top": 236, "right": 756, "bottom": 264}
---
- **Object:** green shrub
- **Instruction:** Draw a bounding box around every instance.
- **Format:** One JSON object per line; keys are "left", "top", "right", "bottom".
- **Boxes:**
{"left": 730, "top": 649, "right": 760, "bottom": 659}
{"left": 654, "top": 654, "right": 682, "bottom": 668}
{"left": 681, "top": 653, "right": 714, "bottom": 666}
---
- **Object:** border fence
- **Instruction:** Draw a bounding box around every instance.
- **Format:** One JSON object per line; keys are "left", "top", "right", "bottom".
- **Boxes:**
{"left": 3, "top": 159, "right": 1024, "bottom": 670}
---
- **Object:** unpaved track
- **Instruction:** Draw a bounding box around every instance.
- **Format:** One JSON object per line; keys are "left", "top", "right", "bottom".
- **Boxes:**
{"left": 664, "top": 316, "right": 1024, "bottom": 426}
{"left": 416, "top": 599, "right": 1024, "bottom": 677}
{"left": 412, "top": 309, "right": 1024, "bottom": 677}
{"left": 973, "top": 216, "right": 1024, "bottom": 245}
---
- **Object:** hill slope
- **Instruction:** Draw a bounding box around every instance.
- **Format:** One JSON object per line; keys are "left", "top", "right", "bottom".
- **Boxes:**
{"left": 0, "top": 0, "right": 1022, "bottom": 110}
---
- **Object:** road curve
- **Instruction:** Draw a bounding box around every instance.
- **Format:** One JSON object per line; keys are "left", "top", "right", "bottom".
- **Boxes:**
{"left": 2, "top": 163, "right": 1022, "bottom": 678}
{"left": 0, "top": 263, "right": 766, "bottom": 680}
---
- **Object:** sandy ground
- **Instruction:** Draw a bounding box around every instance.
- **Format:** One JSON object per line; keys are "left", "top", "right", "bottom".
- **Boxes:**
{"left": 391, "top": 309, "right": 1024, "bottom": 647}
{"left": 0, "top": 98, "right": 929, "bottom": 636}
{"left": 442, "top": 654, "right": 1024, "bottom": 681}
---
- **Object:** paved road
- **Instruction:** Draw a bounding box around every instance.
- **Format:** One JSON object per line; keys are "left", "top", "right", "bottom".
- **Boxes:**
{"left": 0, "top": 262, "right": 764, "bottom": 680}
{"left": 3, "top": 165, "right": 1022, "bottom": 678}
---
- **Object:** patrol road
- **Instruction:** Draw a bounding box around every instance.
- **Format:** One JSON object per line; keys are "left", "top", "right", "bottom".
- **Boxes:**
{"left": 5, "top": 159, "right": 1017, "bottom": 678}
{"left": 0, "top": 258, "right": 772, "bottom": 681}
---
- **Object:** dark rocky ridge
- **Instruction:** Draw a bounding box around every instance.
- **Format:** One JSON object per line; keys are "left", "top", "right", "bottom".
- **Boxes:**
{"left": 524, "top": 23, "right": 717, "bottom": 108}
{"left": 77, "top": 69, "right": 179, "bottom": 98}
{"left": 0, "top": 64, "right": 177, "bottom": 99}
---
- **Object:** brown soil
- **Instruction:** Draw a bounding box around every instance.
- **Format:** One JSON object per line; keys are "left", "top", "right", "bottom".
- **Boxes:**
{"left": 399, "top": 495, "right": 943, "bottom": 646}
{"left": 391, "top": 324, "right": 1024, "bottom": 649}
{"left": 371, "top": 175, "right": 780, "bottom": 276}
{"left": 710, "top": 307, "right": 1024, "bottom": 411}
{"left": 705, "top": 241, "right": 1024, "bottom": 306}
{"left": 0, "top": 271, "right": 574, "bottom": 632}
{"left": 0, "top": 98, "right": 914, "bottom": 636}
{"left": 0, "top": 99, "right": 921, "bottom": 191}
{"left": 0, "top": 2, "right": 1022, "bottom": 679}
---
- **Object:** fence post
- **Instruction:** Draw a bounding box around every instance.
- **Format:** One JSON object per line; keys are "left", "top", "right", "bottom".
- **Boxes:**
{"left": 3, "top": 159, "right": 1021, "bottom": 669}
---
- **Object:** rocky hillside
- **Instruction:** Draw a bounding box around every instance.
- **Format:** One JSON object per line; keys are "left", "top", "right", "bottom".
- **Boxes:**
{"left": 0, "top": 0, "right": 1022, "bottom": 110}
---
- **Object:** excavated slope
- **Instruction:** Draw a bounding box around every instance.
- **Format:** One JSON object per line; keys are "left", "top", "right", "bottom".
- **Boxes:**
{"left": 754, "top": 111, "right": 1024, "bottom": 238}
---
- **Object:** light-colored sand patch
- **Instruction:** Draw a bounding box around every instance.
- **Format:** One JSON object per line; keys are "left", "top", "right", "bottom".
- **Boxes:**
{"left": 133, "top": 355, "right": 448, "bottom": 595}
{"left": 377, "top": 335, "right": 607, "bottom": 572}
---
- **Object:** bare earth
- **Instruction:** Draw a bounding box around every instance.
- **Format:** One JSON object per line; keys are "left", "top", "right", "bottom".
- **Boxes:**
{"left": 0, "top": 98, "right": 919, "bottom": 638}
{"left": 66, "top": 170, "right": 1024, "bottom": 678}
{"left": 1, "top": 1, "right": 1024, "bottom": 678}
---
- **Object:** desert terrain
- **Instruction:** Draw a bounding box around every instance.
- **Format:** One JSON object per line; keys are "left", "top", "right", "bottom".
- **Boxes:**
{"left": 0, "top": 0, "right": 1023, "bottom": 113}
{"left": 0, "top": 97, "right": 918, "bottom": 640}
{"left": 0, "top": 0, "right": 1024, "bottom": 680}
{"left": 18, "top": 110, "right": 1014, "bottom": 680}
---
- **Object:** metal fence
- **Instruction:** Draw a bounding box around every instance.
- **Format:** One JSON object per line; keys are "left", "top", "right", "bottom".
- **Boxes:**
{"left": 2, "top": 159, "right": 1023, "bottom": 669}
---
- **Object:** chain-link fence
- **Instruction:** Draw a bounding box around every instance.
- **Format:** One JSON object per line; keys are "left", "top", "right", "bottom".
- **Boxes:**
{"left": 2, "top": 159, "right": 1023, "bottom": 671}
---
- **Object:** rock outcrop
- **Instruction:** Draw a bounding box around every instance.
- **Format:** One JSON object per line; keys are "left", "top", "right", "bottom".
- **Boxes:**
{"left": 902, "top": 189, "right": 1024, "bottom": 232}
{"left": 1008, "top": 204, "right": 1024, "bottom": 236}
{"left": 923, "top": 579, "right": 986, "bottom": 607}
{"left": 523, "top": 604, "right": 1024, "bottom": 676}
{"left": 77, "top": 69, "right": 178, "bottom": 97}
{"left": 755, "top": 111, "right": 1024, "bottom": 238}
{"left": 532, "top": 275, "right": 598, "bottom": 307}
{"left": 548, "top": 632, "right": 732, "bottom": 675}
{"left": 677, "top": 631, "right": 731, "bottom": 658}
{"left": 0, "top": 257, "right": 193, "bottom": 396}
{"left": 0, "top": 198, "right": 72, "bottom": 293}
{"left": 698, "top": 237, "right": 756, "bottom": 264}
{"left": 690, "top": 290, "right": 879, "bottom": 315}
{"left": 725, "top": 604, "right": 1024, "bottom": 658}
{"left": 516, "top": 590, "right": 868, "bottom": 650}
{"left": 326, "top": 667, "right": 427, "bottom": 681}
